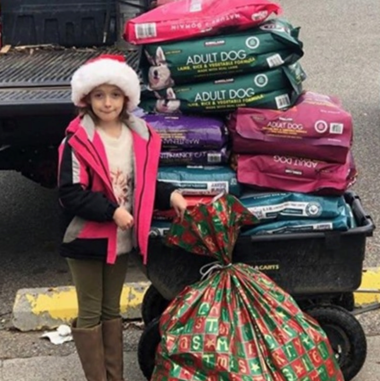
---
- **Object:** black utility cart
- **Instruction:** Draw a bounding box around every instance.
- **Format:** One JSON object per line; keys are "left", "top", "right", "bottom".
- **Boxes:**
{"left": 131, "top": 191, "right": 375, "bottom": 381}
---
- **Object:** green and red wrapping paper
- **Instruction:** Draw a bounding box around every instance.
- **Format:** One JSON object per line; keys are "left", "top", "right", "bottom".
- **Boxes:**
{"left": 151, "top": 194, "right": 343, "bottom": 381}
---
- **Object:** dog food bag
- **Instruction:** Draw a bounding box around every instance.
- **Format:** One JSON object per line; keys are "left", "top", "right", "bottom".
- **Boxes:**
{"left": 239, "top": 191, "right": 347, "bottom": 222}
{"left": 228, "top": 91, "right": 353, "bottom": 164}
{"left": 143, "top": 114, "right": 228, "bottom": 150}
{"left": 125, "top": 0, "right": 281, "bottom": 45}
{"left": 160, "top": 147, "right": 229, "bottom": 166}
{"left": 141, "top": 62, "right": 306, "bottom": 114}
{"left": 158, "top": 166, "right": 241, "bottom": 196}
{"left": 236, "top": 152, "right": 357, "bottom": 195}
{"left": 143, "top": 18, "right": 303, "bottom": 90}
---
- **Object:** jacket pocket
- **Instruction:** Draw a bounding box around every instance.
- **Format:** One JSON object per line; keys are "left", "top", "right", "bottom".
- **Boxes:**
{"left": 63, "top": 216, "right": 86, "bottom": 243}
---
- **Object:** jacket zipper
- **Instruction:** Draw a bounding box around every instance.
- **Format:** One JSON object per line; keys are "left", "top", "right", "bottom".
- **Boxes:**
{"left": 135, "top": 133, "right": 151, "bottom": 248}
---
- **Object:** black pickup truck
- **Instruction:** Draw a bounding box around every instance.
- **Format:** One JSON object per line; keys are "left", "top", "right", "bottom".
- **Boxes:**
{"left": 0, "top": 0, "right": 145, "bottom": 187}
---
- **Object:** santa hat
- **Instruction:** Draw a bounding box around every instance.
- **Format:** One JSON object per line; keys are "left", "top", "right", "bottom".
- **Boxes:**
{"left": 70, "top": 54, "right": 141, "bottom": 111}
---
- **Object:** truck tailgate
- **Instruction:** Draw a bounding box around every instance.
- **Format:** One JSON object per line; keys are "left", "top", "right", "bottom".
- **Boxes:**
{"left": 0, "top": 47, "right": 140, "bottom": 116}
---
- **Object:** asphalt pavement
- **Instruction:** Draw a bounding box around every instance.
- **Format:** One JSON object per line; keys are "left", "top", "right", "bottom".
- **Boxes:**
{"left": 0, "top": 326, "right": 379, "bottom": 380}
{"left": 0, "top": 0, "right": 379, "bottom": 379}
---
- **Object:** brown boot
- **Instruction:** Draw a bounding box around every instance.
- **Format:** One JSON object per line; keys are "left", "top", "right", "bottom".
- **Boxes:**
{"left": 71, "top": 319, "right": 107, "bottom": 381}
{"left": 102, "top": 318, "right": 125, "bottom": 381}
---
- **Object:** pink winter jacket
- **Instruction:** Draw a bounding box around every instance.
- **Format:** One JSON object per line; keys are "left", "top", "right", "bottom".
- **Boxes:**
{"left": 57, "top": 114, "right": 172, "bottom": 264}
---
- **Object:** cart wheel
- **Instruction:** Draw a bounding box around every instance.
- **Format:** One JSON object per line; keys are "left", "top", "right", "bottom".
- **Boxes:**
{"left": 333, "top": 293, "right": 355, "bottom": 311}
{"left": 306, "top": 305, "right": 366, "bottom": 381}
{"left": 138, "top": 317, "right": 161, "bottom": 380}
{"left": 142, "top": 285, "right": 170, "bottom": 326}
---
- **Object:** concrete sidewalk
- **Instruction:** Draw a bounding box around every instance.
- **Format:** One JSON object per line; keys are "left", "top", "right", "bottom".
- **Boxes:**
{"left": 1, "top": 336, "right": 379, "bottom": 381}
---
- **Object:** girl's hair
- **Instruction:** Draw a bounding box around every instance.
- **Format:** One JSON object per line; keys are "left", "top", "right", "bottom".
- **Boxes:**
{"left": 78, "top": 95, "right": 130, "bottom": 123}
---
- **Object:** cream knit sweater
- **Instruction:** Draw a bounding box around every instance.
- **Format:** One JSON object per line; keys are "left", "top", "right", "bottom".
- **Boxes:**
{"left": 97, "top": 125, "right": 134, "bottom": 255}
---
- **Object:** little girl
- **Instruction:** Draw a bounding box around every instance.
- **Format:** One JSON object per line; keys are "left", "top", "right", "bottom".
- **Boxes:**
{"left": 57, "top": 54, "right": 187, "bottom": 381}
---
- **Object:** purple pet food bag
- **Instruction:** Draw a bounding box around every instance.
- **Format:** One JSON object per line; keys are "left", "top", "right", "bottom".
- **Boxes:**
{"left": 143, "top": 114, "right": 228, "bottom": 151}
{"left": 160, "top": 147, "right": 229, "bottom": 166}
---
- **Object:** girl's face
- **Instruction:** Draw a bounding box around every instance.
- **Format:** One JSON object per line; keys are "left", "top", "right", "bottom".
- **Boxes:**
{"left": 88, "top": 84, "right": 126, "bottom": 123}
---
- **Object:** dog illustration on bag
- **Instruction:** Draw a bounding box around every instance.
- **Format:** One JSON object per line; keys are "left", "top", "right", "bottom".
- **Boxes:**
{"left": 145, "top": 47, "right": 175, "bottom": 91}
{"left": 154, "top": 87, "right": 181, "bottom": 114}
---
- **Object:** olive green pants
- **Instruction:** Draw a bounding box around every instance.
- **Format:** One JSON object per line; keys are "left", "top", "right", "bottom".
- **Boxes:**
{"left": 67, "top": 255, "right": 128, "bottom": 329}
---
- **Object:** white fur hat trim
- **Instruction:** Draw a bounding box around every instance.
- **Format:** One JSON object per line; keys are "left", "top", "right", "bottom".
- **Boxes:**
{"left": 70, "top": 55, "right": 141, "bottom": 111}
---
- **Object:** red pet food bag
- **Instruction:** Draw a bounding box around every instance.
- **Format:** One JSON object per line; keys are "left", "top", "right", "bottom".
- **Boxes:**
{"left": 153, "top": 195, "right": 214, "bottom": 220}
{"left": 236, "top": 152, "right": 357, "bottom": 195}
{"left": 228, "top": 91, "right": 353, "bottom": 164}
{"left": 124, "top": 0, "right": 281, "bottom": 45}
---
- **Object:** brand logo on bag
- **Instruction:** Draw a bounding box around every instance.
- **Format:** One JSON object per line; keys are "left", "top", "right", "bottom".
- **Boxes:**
{"left": 260, "top": 23, "right": 286, "bottom": 32}
{"left": 306, "top": 202, "right": 322, "bottom": 217}
{"left": 251, "top": 11, "right": 268, "bottom": 21}
{"left": 254, "top": 74, "right": 268, "bottom": 88}
{"left": 314, "top": 120, "right": 329, "bottom": 133}
{"left": 245, "top": 36, "right": 260, "bottom": 49}
{"left": 205, "top": 40, "right": 225, "bottom": 47}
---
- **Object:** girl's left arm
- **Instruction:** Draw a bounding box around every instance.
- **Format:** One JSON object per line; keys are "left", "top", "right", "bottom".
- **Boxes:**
{"left": 154, "top": 181, "right": 176, "bottom": 210}
{"left": 154, "top": 181, "right": 188, "bottom": 220}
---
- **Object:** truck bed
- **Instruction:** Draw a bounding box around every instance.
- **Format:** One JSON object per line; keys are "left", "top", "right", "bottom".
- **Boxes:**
{"left": 0, "top": 47, "right": 140, "bottom": 117}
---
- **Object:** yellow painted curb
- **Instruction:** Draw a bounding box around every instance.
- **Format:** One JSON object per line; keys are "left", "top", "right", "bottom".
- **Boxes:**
{"left": 120, "top": 282, "right": 150, "bottom": 317}
{"left": 354, "top": 268, "right": 380, "bottom": 306}
{"left": 12, "top": 267, "right": 380, "bottom": 331}
{"left": 12, "top": 282, "right": 150, "bottom": 331}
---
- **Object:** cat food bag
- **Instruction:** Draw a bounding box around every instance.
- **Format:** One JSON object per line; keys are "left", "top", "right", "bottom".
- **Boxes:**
{"left": 158, "top": 166, "right": 241, "bottom": 196}
{"left": 124, "top": 0, "right": 281, "bottom": 45}
{"left": 241, "top": 214, "right": 349, "bottom": 235}
{"left": 236, "top": 152, "right": 357, "bottom": 195}
{"left": 143, "top": 114, "right": 228, "bottom": 150}
{"left": 239, "top": 191, "right": 347, "bottom": 222}
{"left": 346, "top": 203, "right": 357, "bottom": 228}
{"left": 141, "top": 62, "right": 306, "bottom": 114}
{"left": 228, "top": 91, "right": 352, "bottom": 163}
{"left": 160, "top": 147, "right": 229, "bottom": 166}
{"left": 142, "top": 18, "right": 303, "bottom": 90}
{"left": 149, "top": 220, "right": 172, "bottom": 237}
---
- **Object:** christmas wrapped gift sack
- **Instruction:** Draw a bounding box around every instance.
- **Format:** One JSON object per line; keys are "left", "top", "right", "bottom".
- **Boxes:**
{"left": 151, "top": 194, "right": 344, "bottom": 381}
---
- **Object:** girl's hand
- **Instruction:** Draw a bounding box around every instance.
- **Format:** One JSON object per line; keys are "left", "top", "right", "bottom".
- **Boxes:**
{"left": 170, "top": 191, "right": 187, "bottom": 221}
{"left": 113, "top": 207, "right": 134, "bottom": 230}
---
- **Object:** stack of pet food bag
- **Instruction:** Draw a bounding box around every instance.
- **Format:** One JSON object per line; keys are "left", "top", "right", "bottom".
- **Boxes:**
{"left": 229, "top": 90, "right": 356, "bottom": 235}
{"left": 125, "top": 0, "right": 315, "bottom": 231}
{"left": 142, "top": 113, "right": 237, "bottom": 226}
{"left": 125, "top": 1, "right": 347, "bottom": 380}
